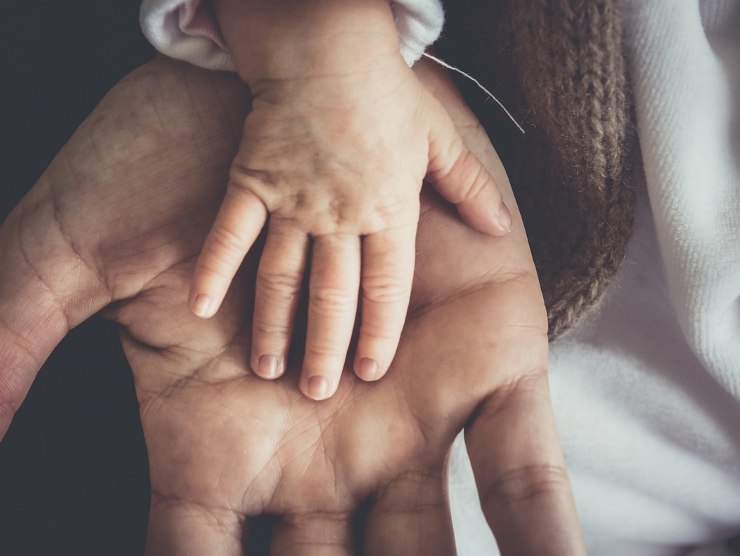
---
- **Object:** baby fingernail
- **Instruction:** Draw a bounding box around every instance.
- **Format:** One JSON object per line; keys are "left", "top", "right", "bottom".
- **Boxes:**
{"left": 259, "top": 354, "right": 281, "bottom": 378}
{"left": 358, "top": 358, "right": 379, "bottom": 380}
{"left": 307, "top": 376, "right": 330, "bottom": 400}
{"left": 497, "top": 202, "right": 513, "bottom": 233}
{"left": 192, "top": 294, "right": 212, "bottom": 318}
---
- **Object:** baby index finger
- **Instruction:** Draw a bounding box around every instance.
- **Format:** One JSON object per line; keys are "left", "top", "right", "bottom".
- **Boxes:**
{"left": 190, "top": 185, "right": 267, "bottom": 318}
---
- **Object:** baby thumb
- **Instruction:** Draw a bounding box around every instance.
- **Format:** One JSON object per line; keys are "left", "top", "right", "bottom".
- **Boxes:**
{"left": 425, "top": 101, "right": 512, "bottom": 236}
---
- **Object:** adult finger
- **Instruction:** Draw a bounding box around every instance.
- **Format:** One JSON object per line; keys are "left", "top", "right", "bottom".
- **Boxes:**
{"left": 0, "top": 188, "right": 111, "bottom": 438}
{"left": 354, "top": 225, "right": 415, "bottom": 381}
{"left": 465, "top": 372, "right": 586, "bottom": 555}
{"left": 363, "top": 469, "right": 456, "bottom": 556}
{"left": 425, "top": 98, "right": 512, "bottom": 237}
{"left": 251, "top": 220, "right": 308, "bottom": 379}
{"left": 145, "top": 495, "right": 244, "bottom": 556}
{"left": 270, "top": 511, "right": 353, "bottom": 556}
{"left": 301, "top": 234, "right": 360, "bottom": 400}
{"left": 190, "top": 183, "right": 267, "bottom": 319}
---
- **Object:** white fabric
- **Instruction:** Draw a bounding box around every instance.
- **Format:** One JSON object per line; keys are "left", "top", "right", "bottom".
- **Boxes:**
{"left": 140, "top": 0, "right": 233, "bottom": 71}
{"left": 139, "top": 0, "right": 444, "bottom": 69}
{"left": 450, "top": 0, "right": 740, "bottom": 554}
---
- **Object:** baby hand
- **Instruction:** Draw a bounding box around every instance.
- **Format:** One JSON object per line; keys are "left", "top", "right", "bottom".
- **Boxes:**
{"left": 189, "top": 59, "right": 511, "bottom": 400}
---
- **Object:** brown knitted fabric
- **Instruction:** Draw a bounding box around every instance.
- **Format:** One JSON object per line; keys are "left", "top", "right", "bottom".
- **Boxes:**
{"left": 438, "top": 0, "right": 636, "bottom": 340}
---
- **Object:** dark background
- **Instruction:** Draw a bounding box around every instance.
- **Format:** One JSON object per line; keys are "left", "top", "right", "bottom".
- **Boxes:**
{"left": 3, "top": 2, "right": 740, "bottom": 556}
{"left": 1, "top": 2, "right": 155, "bottom": 554}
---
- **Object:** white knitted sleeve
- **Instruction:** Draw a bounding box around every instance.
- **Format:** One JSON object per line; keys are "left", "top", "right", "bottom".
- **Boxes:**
{"left": 139, "top": 0, "right": 444, "bottom": 70}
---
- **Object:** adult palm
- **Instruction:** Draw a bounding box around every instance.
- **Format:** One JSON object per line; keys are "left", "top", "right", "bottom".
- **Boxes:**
{"left": 0, "top": 58, "right": 583, "bottom": 554}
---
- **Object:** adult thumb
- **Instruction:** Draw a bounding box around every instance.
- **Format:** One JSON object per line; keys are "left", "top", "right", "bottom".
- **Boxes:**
{"left": 0, "top": 177, "right": 111, "bottom": 439}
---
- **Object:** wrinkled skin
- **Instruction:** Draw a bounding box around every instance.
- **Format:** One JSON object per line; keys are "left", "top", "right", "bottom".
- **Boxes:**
{"left": 191, "top": 0, "right": 512, "bottom": 401}
{"left": 0, "top": 58, "right": 584, "bottom": 554}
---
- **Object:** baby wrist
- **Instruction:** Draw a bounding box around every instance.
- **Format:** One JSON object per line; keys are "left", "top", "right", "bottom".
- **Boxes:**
{"left": 213, "top": 0, "right": 402, "bottom": 88}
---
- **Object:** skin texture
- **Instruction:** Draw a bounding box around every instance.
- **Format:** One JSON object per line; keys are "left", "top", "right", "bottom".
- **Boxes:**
{"left": 190, "top": 0, "right": 512, "bottom": 400}
{"left": 0, "top": 57, "right": 585, "bottom": 554}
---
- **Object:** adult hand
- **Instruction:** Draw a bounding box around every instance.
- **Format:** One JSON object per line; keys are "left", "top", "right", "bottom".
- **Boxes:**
{"left": 0, "top": 57, "right": 584, "bottom": 554}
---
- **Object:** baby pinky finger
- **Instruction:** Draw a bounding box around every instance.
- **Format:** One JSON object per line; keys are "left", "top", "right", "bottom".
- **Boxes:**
{"left": 190, "top": 186, "right": 267, "bottom": 318}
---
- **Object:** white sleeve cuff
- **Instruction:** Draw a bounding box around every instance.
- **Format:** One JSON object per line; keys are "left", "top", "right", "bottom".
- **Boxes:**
{"left": 140, "top": 0, "right": 235, "bottom": 71}
{"left": 392, "top": 0, "right": 444, "bottom": 66}
{"left": 140, "top": 0, "right": 444, "bottom": 71}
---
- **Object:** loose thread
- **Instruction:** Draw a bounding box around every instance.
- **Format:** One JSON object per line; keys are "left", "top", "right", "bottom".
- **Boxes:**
{"left": 422, "top": 51, "right": 525, "bottom": 134}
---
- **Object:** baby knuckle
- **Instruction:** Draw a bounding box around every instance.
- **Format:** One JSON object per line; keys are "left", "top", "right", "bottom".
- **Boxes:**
{"left": 257, "top": 269, "right": 302, "bottom": 300}
{"left": 197, "top": 258, "right": 234, "bottom": 279}
{"left": 457, "top": 156, "right": 492, "bottom": 201}
{"left": 304, "top": 343, "right": 344, "bottom": 360}
{"left": 429, "top": 132, "right": 462, "bottom": 174}
{"left": 253, "top": 319, "right": 290, "bottom": 339}
{"left": 310, "top": 287, "right": 354, "bottom": 315}
{"left": 362, "top": 278, "right": 409, "bottom": 305}
{"left": 371, "top": 199, "right": 416, "bottom": 226}
{"left": 359, "top": 323, "right": 398, "bottom": 342}
{"left": 209, "top": 225, "right": 248, "bottom": 255}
